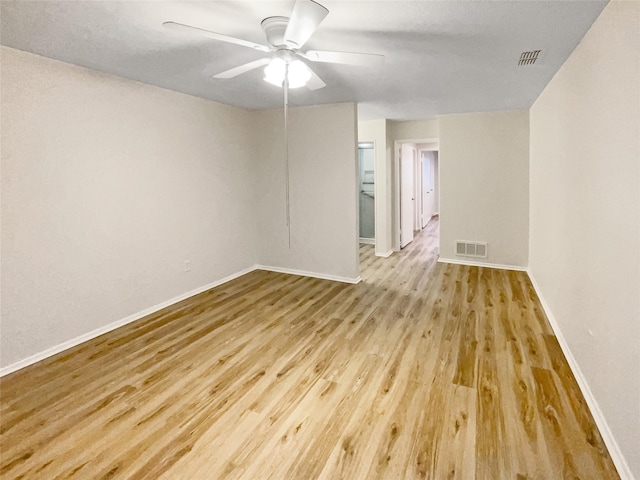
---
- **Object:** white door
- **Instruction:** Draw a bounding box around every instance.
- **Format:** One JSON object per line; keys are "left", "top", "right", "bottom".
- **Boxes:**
{"left": 422, "top": 152, "right": 434, "bottom": 227}
{"left": 400, "top": 144, "right": 415, "bottom": 248}
{"left": 414, "top": 152, "right": 421, "bottom": 231}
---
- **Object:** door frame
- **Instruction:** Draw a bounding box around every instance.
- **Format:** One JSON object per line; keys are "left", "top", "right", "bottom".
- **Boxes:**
{"left": 394, "top": 138, "right": 439, "bottom": 251}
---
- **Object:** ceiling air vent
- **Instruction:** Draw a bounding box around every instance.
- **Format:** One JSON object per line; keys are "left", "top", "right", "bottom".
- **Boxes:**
{"left": 518, "top": 50, "right": 541, "bottom": 66}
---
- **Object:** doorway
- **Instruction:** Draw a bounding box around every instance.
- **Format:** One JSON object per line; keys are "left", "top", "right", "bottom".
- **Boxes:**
{"left": 419, "top": 148, "right": 439, "bottom": 229}
{"left": 358, "top": 142, "right": 375, "bottom": 244}
{"left": 395, "top": 139, "right": 439, "bottom": 251}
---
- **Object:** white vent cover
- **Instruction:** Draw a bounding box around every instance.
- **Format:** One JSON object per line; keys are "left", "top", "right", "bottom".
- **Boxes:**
{"left": 455, "top": 241, "right": 488, "bottom": 258}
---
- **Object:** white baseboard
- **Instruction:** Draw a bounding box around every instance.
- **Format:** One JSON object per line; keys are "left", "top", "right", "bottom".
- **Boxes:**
{"left": 438, "top": 257, "right": 527, "bottom": 271}
{"left": 255, "top": 264, "right": 361, "bottom": 285}
{"left": 359, "top": 237, "right": 375, "bottom": 245}
{"left": 0, "top": 265, "right": 257, "bottom": 378}
{"left": 527, "top": 269, "right": 634, "bottom": 480}
{"left": 375, "top": 249, "right": 394, "bottom": 258}
{"left": 0, "top": 262, "right": 363, "bottom": 378}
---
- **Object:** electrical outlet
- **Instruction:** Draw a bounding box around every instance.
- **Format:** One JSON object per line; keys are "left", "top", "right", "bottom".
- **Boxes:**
{"left": 184, "top": 260, "right": 191, "bottom": 272}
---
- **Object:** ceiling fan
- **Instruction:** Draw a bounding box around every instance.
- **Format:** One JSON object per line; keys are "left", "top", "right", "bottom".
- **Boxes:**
{"left": 163, "top": 0, "right": 384, "bottom": 90}
{"left": 162, "top": 0, "right": 384, "bottom": 90}
{"left": 164, "top": 0, "right": 382, "bottom": 247}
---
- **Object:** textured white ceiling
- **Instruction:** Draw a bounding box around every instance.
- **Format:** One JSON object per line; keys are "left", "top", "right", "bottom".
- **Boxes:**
{"left": 0, "top": 1, "right": 607, "bottom": 120}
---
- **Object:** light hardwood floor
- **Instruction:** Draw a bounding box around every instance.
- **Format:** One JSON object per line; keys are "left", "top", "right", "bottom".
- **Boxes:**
{"left": 0, "top": 218, "right": 619, "bottom": 479}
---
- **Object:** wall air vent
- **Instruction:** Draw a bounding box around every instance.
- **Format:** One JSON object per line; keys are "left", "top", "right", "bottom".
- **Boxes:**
{"left": 518, "top": 50, "right": 541, "bottom": 65}
{"left": 455, "top": 241, "right": 488, "bottom": 258}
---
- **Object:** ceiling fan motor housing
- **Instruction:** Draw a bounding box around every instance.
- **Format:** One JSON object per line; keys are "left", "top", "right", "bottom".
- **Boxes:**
{"left": 261, "top": 16, "right": 290, "bottom": 48}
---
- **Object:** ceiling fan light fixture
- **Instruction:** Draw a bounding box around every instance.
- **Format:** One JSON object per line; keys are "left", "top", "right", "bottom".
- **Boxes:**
{"left": 264, "top": 58, "right": 311, "bottom": 89}
{"left": 288, "top": 60, "right": 312, "bottom": 87}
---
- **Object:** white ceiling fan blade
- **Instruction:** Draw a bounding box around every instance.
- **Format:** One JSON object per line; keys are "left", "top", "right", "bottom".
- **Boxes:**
{"left": 303, "top": 50, "right": 384, "bottom": 67}
{"left": 163, "top": 21, "right": 270, "bottom": 53}
{"left": 305, "top": 65, "right": 326, "bottom": 90}
{"left": 213, "top": 58, "right": 271, "bottom": 79}
{"left": 284, "top": 0, "right": 329, "bottom": 49}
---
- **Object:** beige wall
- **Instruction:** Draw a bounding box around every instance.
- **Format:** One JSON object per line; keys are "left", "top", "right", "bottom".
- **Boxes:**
{"left": 0, "top": 47, "right": 258, "bottom": 367}
{"left": 358, "top": 119, "right": 392, "bottom": 255}
{"left": 389, "top": 118, "right": 439, "bottom": 141}
{"left": 254, "top": 103, "right": 359, "bottom": 281}
{"left": 1, "top": 48, "right": 360, "bottom": 370}
{"left": 529, "top": 2, "right": 640, "bottom": 476}
{"left": 439, "top": 110, "right": 529, "bottom": 267}
{"left": 370, "top": 115, "right": 528, "bottom": 263}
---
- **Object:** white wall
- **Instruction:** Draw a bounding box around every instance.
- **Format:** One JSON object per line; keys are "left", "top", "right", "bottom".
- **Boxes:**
{"left": 439, "top": 110, "right": 529, "bottom": 267}
{"left": 254, "top": 103, "right": 359, "bottom": 281}
{"left": 1, "top": 47, "right": 257, "bottom": 367}
{"left": 358, "top": 119, "right": 392, "bottom": 255}
{"left": 529, "top": 2, "right": 640, "bottom": 477}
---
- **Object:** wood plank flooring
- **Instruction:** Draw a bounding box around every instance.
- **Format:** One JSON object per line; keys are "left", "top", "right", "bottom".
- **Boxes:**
{"left": 0, "top": 218, "right": 620, "bottom": 479}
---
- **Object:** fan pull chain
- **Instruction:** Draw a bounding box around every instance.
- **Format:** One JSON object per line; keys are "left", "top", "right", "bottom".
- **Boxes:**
{"left": 284, "top": 62, "right": 291, "bottom": 249}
